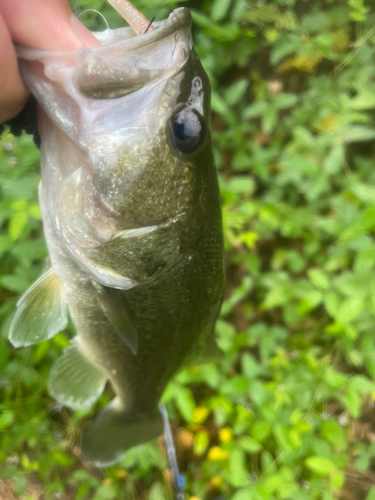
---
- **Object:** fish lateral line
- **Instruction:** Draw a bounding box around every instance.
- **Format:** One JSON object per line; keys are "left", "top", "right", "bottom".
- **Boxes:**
{"left": 106, "top": 0, "right": 155, "bottom": 35}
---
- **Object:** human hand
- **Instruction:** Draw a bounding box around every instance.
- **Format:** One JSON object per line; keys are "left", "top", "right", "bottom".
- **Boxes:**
{"left": 0, "top": 0, "right": 99, "bottom": 124}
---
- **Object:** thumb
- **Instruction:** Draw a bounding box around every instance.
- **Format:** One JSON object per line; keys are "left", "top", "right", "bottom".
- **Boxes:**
{"left": 0, "top": 0, "right": 99, "bottom": 51}
{"left": 0, "top": 0, "right": 99, "bottom": 123}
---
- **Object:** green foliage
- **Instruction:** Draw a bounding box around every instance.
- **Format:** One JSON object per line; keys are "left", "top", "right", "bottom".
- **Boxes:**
{"left": 2, "top": 0, "right": 375, "bottom": 499}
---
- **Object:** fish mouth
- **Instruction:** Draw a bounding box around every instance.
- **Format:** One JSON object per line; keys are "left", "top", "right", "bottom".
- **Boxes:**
{"left": 75, "top": 8, "right": 193, "bottom": 100}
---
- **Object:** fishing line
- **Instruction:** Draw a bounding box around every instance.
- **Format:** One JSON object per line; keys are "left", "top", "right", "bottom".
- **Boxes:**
{"left": 158, "top": 404, "right": 185, "bottom": 500}
{"left": 71, "top": 0, "right": 81, "bottom": 17}
{"left": 77, "top": 9, "right": 110, "bottom": 32}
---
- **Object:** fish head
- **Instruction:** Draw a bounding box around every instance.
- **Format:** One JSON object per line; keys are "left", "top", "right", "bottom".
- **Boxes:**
{"left": 75, "top": 7, "right": 212, "bottom": 229}
{"left": 18, "top": 8, "right": 215, "bottom": 288}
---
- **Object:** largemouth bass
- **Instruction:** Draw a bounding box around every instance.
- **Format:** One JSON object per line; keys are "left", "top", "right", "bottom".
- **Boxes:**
{"left": 9, "top": 7, "right": 224, "bottom": 467}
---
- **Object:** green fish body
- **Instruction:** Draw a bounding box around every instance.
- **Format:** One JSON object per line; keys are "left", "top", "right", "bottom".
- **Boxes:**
{"left": 10, "top": 8, "right": 224, "bottom": 467}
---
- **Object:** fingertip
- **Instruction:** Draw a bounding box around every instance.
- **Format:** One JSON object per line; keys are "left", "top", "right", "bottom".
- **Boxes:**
{"left": 0, "top": 0, "right": 99, "bottom": 51}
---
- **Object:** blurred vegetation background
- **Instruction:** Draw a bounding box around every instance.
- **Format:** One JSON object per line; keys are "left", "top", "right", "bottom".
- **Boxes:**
{"left": 1, "top": 0, "right": 375, "bottom": 498}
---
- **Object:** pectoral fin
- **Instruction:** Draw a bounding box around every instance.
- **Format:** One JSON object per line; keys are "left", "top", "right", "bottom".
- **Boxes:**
{"left": 9, "top": 268, "right": 68, "bottom": 347}
{"left": 49, "top": 338, "right": 107, "bottom": 410}
{"left": 93, "top": 283, "right": 138, "bottom": 355}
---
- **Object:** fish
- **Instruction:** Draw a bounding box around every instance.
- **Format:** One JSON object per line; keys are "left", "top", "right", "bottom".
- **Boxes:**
{"left": 9, "top": 5, "right": 224, "bottom": 467}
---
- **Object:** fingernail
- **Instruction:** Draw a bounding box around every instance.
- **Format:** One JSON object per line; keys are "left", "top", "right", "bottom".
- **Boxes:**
{"left": 70, "top": 16, "right": 101, "bottom": 48}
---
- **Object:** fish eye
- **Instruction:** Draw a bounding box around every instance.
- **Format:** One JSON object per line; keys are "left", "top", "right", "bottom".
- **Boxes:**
{"left": 169, "top": 108, "right": 205, "bottom": 155}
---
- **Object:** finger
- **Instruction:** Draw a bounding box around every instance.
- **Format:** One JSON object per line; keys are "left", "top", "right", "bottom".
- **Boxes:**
{"left": 0, "top": 0, "right": 100, "bottom": 123}
{"left": 0, "top": 0, "right": 99, "bottom": 51}
{"left": 0, "top": 13, "right": 29, "bottom": 123}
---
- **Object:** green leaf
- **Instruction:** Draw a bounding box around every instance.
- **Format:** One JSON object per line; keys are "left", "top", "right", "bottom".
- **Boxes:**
{"left": 337, "top": 297, "right": 364, "bottom": 323}
{"left": 339, "top": 206, "right": 375, "bottom": 243}
{"left": 175, "top": 387, "right": 195, "bottom": 422}
{"left": 349, "top": 375, "right": 374, "bottom": 394}
{"left": 330, "top": 470, "right": 344, "bottom": 489}
{"left": 225, "top": 79, "right": 248, "bottom": 106}
{"left": 321, "top": 421, "right": 346, "bottom": 449}
{"left": 224, "top": 177, "right": 255, "bottom": 194}
{"left": 274, "top": 93, "right": 298, "bottom": 109}
{"left": 194, "top": 430, "right": 210, "bottom": 456}
{"left": 9, "top": 212, "right": 28, "bottom": 241}
{"left": 221, "top": 276, "right": 253, "bottom": 316}
{"left": 239, "top": 436, "right": 262, "bottom": 453}
{"left": 263, "top": 283, "right": 293, "bottom": 309}
{"left": 226, "top": 449, "right": 250, "bottom": 487}
{"left": 323, "top": 369, "right": 347, "bottom": 389}
{"left": 149, "top": 482, "right": 169, "bottom": 500}
{"left": 231, "top": 489, "right": 253, "bottom": 500}
{"left": 273, "top": 424, "right": 293, "bottom": 453}
{"left": 308, "top": 269, "right": 330, "bottom": 290}
{"left": 92, "top": 483, "right": 117, "bottom": 500}
{"left": 0, "top": 411, "right": 14, "bottom": 430}
{"left": 51, "top": 451, "right": 74, "bottom": 467}
{"left": 241, "top": 353, "right": 261, "bottom": 379}
{"left": 13, "top": 476, "right": 28, "bottom": 497}
{"left": 344, "top": 126, "right": 375, "bottom": 143}
{"left": 221, "top": 376, "right": 249, "bottom": 397}
{"left": 211, "top": 0, "right": 232, "bottom": 21}
{"left": 0, "top": 275, "right": 29, "bottom": 292}
{"left": 351, "top": 89, "right": 375, "bottom": 110}
{"left": 211, "top": 90, "right": 232, "bottom": 118}
{"left": 305, "top": 456, "right": 335, "bottom": 476}
{"left": 0, "top": 235, "right": 12, "bottom": 256}
{"left": 343, "top": 386, "right": 361, "bottom": 418}
{"left": 76, "top": 482, "right": 90, "bottom": 500}
{"left": 366, "top": 487, "right": 375, "bottom": 500}
{"left": 243, "top": 101, "right": 267, "bottom": 119}
{"left": 251, "top": 422, "right": 271, "bottom": 443}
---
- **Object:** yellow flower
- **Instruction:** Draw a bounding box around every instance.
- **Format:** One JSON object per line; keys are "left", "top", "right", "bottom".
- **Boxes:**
{"left": 219, "top": 427, "right": 232, "bottom": 443}
{"left": 207, "top": 446, "right": 229, "bottom": 461}
{"left": 211, "top": 476, "right": 224, "bottom": 489}
{"left": 102, "top": 478, "right": 112, "bottom": 485}
{"left": 192, "top": 407, "right": 209, "bottom": 424}
{"left": 115, "top": 469, "right": 128, "bottom": 479}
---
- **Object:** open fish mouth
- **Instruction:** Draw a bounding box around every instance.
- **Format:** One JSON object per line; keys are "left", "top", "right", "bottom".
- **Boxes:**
{"left": 17, "top": 7, "right": 192, "bottom": 101}
{"left": 74, "top": 8, "right": 193, "bottom": 100}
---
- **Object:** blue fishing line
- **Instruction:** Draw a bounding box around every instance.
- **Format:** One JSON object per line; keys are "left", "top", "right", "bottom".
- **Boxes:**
{"left": 158, "top": 404, "right": 185, "bottom": 500}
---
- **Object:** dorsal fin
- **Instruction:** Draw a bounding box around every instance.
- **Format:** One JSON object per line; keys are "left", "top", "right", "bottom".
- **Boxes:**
{"left": 9, "top": 268, "right": 68, "bottom": 347}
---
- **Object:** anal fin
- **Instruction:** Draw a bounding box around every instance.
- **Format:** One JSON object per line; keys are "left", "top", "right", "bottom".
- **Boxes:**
{"left": 9, "top": 268, "right": 68, "bottom": 347}
{"left": 49, "top": 338, "right": 107, "bottom": 410}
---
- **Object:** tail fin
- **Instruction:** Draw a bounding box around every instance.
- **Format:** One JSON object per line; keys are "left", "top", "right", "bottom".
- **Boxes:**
{"left": 81, "top": 398, "right": 163, "bottom": 467}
